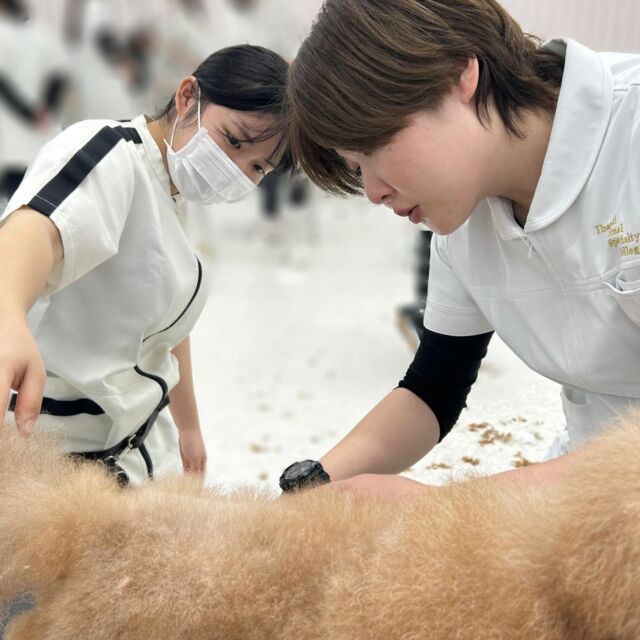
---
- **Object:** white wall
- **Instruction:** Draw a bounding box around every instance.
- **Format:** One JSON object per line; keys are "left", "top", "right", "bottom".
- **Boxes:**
{"left": 500, "top": 0, "right": 640, "bottom": 52}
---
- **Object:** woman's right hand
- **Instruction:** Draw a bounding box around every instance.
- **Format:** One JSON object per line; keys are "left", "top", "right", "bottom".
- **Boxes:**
{"left": 0, "top": 207, "right": 64, "bottom": 435}
{"left": 0, "top": 314, "right": 46, "bottom": 435}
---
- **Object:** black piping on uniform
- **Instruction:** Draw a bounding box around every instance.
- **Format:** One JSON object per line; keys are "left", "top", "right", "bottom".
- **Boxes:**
{"left": 73, "top": 365, "right": 170, "bottom": 486}
{"left": 8, "top": 393, "right": 105, "bottom": 416}
{"left": 143, "top": 256, "right": 203, "bottom": 343}
{"left": 28, "top": 125, "right": 142, "bottom": 217}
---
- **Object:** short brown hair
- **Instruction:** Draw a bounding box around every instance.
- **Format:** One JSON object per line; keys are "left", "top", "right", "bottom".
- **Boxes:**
{"left": 287, "top": 0, "right": 565, "bottom": 195}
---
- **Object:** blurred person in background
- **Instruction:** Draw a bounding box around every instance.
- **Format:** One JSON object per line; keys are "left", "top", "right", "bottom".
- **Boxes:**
{"left": 281, "top": 0, "right": 640, "bottom": 498}
{"left": 60, "top": 0, "right": 141, "bottom": 124}
{"left": 0, "top": 44, "right": 290, "bottom": 486}
{"left": 395, "top": 229, "right": 433, "bottom": 351}
{"left": 0, "top": 0, "right": 70, "bottom": 205}
{"left": 153, "top": 0, "right": 211, "bottom": 105}
{"left": 225, "top": 0, "right": 322, "bottom": 261}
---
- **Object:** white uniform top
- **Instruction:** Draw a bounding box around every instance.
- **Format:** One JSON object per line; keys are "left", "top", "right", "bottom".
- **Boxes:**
{"left": 425, "top": 39, "right": 640, "bottom": 451}
{"left": 1, "top": 114, "right": 208, "bottom": 482}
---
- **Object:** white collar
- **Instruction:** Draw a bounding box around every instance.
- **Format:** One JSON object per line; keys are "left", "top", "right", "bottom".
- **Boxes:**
{"left": 524, "top": 39, "right": 614, "bottom": 232}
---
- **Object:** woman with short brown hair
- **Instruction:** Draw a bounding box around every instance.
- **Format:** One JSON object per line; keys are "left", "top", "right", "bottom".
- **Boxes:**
{"left": 280, "top": 0, "right": 640, "bottom": 497}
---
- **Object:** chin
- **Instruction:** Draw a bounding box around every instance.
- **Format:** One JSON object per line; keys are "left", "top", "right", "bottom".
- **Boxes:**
{"left": 426, "top": 220, "right": 461, "bottom": 235}
{"left": 429, "top": 208, "right": 475, "bottom": 235}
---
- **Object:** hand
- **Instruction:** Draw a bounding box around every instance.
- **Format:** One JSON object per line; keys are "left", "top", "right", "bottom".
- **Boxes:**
{"left": 330, "top": 473, "right": 435, "bottom": 501}
{"left": 178, "top": 427, "right": 207, "bottom": 475}
{"left": 32, "top": 110, "right": 52, "bottom": 130}
{"left": 0, "top": 314, "right": 45, "bottom": 435}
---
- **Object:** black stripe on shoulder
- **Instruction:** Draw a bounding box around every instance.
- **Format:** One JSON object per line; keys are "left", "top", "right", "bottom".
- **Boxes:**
{"left": 8, "top": 393, "right": 105, "bottom": 416}
{"left": 113, "top": 126, "right": 142, "bottom": 144}
{"left": 28, "top": 125, "right": 141, "bottom": 217}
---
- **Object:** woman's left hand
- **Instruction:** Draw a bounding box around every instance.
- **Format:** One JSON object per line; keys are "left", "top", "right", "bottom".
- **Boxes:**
{"left": 330, "top": 473, "right": 435, "bottom": 501}
{"left": 179, "top": 428, "right": 207, "bottom": 475}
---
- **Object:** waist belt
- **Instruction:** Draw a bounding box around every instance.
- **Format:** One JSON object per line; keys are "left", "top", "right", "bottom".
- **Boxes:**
{"left": 9, "top": 393, "right": 170, "bottom": 487}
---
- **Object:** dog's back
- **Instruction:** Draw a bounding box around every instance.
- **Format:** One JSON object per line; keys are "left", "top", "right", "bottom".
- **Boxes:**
{"left": 0, "top": 418, "right": 639, "bottom": 639}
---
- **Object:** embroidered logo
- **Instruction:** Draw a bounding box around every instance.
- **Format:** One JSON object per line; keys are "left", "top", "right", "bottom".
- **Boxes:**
{"left": 595, "top": 215, "right": 640, "bottom": 256}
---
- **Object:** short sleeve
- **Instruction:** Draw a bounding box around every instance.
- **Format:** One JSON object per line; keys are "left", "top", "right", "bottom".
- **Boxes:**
{"left": 1, "top": 120, "right": 137, "bottom": 294}
{"left": 424, "top": 234, "right": 493, "bottom": 336}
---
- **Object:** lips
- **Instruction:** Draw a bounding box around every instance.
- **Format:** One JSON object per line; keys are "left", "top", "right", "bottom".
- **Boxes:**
{"left": 394, "top": 205, "right": 423, "bottom": 225}
{"left": 408, "top": 206, "right": 422, "bottom": 224}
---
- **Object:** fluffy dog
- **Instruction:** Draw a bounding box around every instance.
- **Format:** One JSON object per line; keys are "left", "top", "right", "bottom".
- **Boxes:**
{"left": 0, "top": 417, "right": 639, "bottom": 640}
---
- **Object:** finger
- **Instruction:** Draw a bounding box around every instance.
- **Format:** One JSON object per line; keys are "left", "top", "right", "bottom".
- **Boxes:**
{"left": 0, "top": 371, "right": 13, "bottom": 425}
{"left": 13, "top": 366, "right": 45, "bottom": 435}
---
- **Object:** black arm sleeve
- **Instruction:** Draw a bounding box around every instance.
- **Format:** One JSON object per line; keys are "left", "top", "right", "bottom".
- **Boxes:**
{"left": 397, "top": 328, "right": 494, "bottom": 442}
{"left": 0, "top": 74, "right": 37, "bottom": 122}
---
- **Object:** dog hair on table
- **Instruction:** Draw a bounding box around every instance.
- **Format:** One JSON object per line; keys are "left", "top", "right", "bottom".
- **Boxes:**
{"left": 0, "top": 416, "right": 639, "bottom": 639}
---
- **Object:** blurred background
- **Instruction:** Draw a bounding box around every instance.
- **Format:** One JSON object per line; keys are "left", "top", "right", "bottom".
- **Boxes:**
{"left": 1, "top": 0, "right": 639, "bottom": 490}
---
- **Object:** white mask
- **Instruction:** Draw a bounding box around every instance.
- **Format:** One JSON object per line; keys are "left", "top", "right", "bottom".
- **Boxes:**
{"left": 164, "top": 92, "right": 257, "bottom": 204}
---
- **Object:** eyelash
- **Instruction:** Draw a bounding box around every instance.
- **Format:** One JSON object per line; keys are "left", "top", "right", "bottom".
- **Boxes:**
{"left": 354, "top": 167, "right": 362, "bottom": 178}
{"left": 224, "top": 132, "right": 242, "bottom": 150}
{"left": 223, "top": 131, "right": 267, "bottom": 177}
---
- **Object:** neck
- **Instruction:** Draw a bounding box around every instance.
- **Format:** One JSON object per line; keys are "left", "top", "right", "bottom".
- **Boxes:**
{"left": 146, "top": 116, "right": 178, "bottom": 196}
{"left": 488, "top": 108, "right": 555, "bottom": 227}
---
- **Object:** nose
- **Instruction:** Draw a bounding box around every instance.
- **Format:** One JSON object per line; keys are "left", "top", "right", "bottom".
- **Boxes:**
{"left": 361, "top": 169, "right": 393, "bottom": 206}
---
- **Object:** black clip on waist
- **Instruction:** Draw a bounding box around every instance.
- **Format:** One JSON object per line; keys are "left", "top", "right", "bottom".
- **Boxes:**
{"left": 75, "top": 395, "right": 170, "bottom": 484}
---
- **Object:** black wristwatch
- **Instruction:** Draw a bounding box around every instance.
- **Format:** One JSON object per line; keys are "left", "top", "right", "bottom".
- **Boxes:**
{"left": 279, "top": 459, "right": 331, "bottom": 492}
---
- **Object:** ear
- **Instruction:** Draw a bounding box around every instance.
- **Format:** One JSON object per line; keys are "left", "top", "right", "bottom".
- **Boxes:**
{"left": 456, "top": 57, "right": 479, "bottom": 105}
{"left": 174, "top": 75, "right": 198, "bottom": 119}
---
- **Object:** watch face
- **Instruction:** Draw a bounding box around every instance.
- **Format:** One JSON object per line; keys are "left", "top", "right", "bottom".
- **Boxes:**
{"left": 280, "top": 460, "right": 329, "bottom": 492}
{"left": 284, "top": 460, "right": 315, "bottom": 481}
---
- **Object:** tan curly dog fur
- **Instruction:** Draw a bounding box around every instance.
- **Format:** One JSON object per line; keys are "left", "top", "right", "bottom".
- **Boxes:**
{"left": 0, "top": 416, "right": 639, "bottom": 639}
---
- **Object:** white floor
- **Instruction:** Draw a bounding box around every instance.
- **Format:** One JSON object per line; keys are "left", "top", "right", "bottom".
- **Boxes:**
{"left": 188, "top": 189, "right": 565, "bottom": 491}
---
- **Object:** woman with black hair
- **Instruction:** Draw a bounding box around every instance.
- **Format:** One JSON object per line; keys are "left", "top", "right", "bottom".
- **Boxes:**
{"left": 0, "top": 44, "right": 290, "bottom": 485}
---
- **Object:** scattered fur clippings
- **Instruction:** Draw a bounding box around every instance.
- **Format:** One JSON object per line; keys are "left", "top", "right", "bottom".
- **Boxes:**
{"left": 257, "top": 402, "right": 271, "bottom": 413}
{"left": 249, "top": 444, "right": 268, "bottom": 454}
{"left": 462, "top": 456, "right": 480, "bottom": 466}
{"left": 513, "top": 452, "right": 533, "bottom": 468}
{"left": 467, "top": 422, "right": 490, "bottom": 432}
{"left": 257, "top": 472, "right": 269, "bottom": 482}
{"left": 479, "top": 428, "right": 513, "bottom": 447}
{"left": 425, "top": 462, "right": 452, "bottom": 470}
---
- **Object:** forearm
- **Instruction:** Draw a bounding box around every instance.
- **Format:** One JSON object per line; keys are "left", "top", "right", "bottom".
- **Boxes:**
{"left": 169, "top": 336, "right": 201, "bottom": 432}
{"left": 0, "top": 208, "right": 62, "bottom": 318}
{"left": 320, "top": 388, "right": 440, "bottom": 481}
{"left": 481, "top": 450, "right": 574, "bottom": 488}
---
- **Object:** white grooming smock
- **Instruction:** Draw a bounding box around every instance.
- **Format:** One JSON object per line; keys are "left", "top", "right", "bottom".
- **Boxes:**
{"left": 425, "top": 39, "right": 640, "bottom": 451}
{"left": 1, "top": 114, "right": 209, "bottom": 483}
